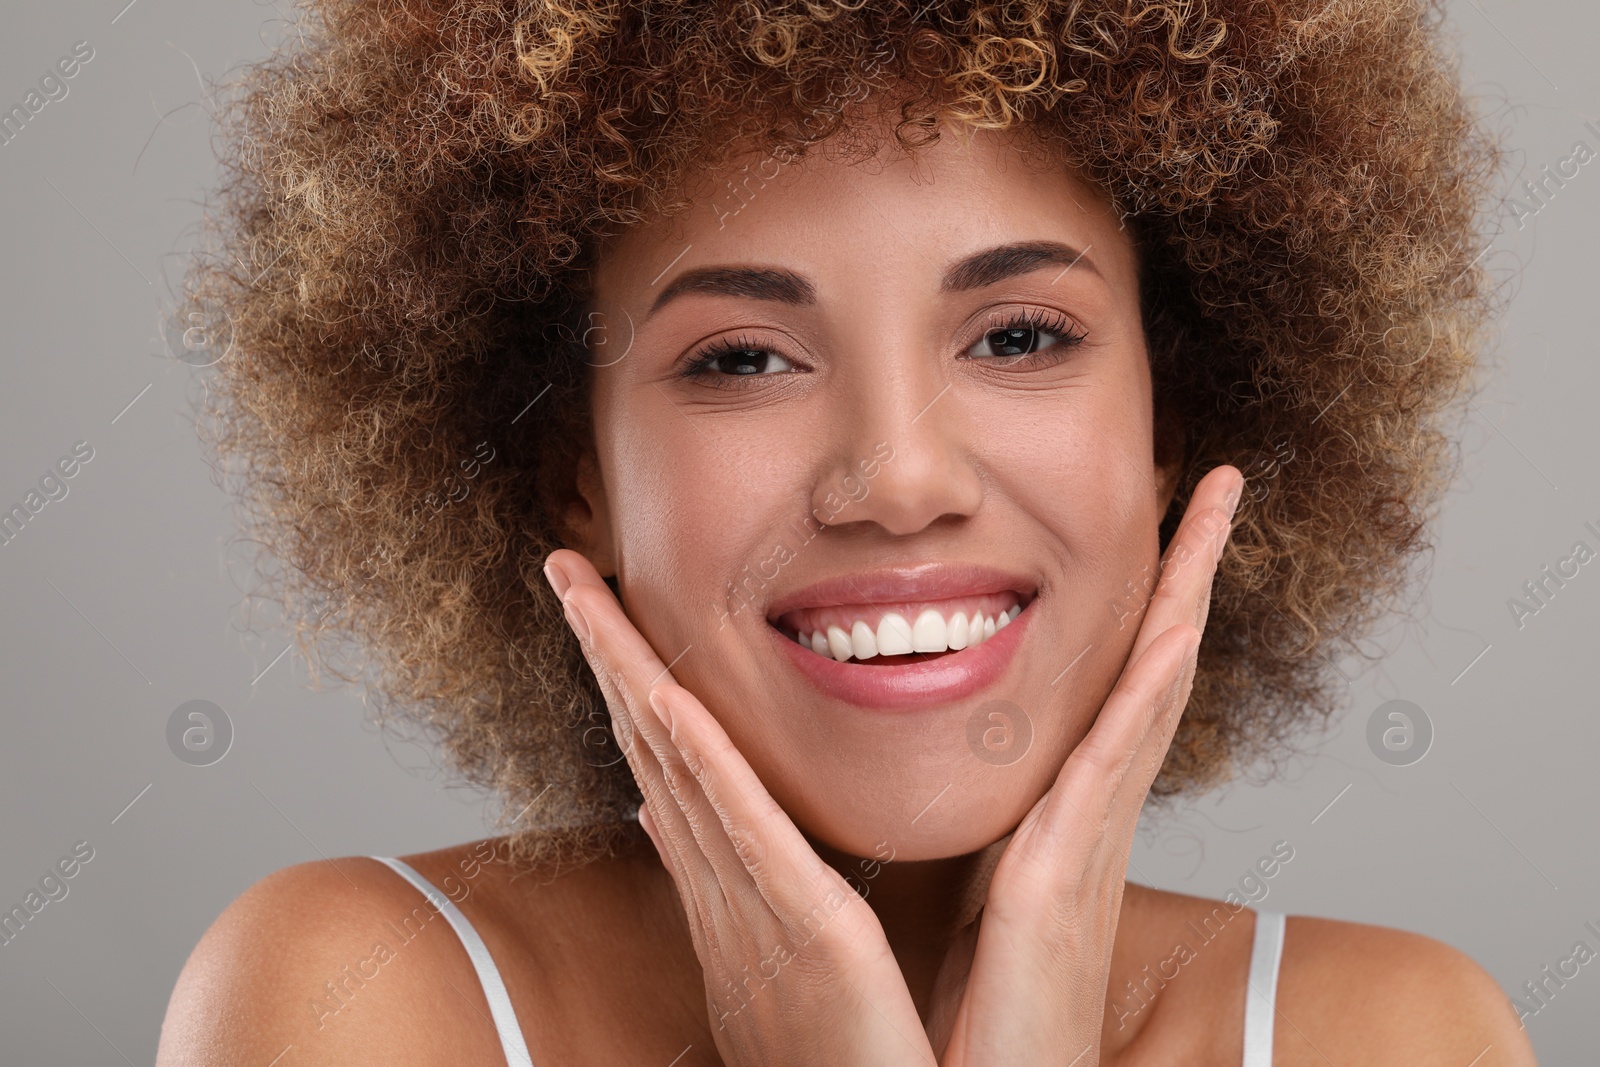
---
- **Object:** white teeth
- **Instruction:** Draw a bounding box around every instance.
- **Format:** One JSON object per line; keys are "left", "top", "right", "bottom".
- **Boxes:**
{"left": 850, "top": 619, "right": 878, "bottom": 660}
{"left": 947, "top": 611, "right": 969, "bottom": 650}
{"left": 911, "top": 609, "right": 947, "bottom": 653}
{"left": 827, "top": 625, "right": 853, "bottom": 662}
{"left": 791, "top": 600, "right": 1024, "bottom": 661}
{"left": 876, "top": 612, "right": 914, "bottom": 656}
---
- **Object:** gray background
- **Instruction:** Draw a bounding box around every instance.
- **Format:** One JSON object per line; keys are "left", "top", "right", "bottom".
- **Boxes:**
{"left": 0, "top": 0, "right": 1594, "bottom": 1062}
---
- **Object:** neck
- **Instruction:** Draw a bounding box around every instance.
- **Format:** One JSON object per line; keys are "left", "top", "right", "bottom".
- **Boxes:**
{"left": 808, "top": 834, "right": 1010, "bottom": 1016}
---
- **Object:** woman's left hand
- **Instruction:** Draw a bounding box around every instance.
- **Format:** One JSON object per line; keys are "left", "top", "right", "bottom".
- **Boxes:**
{"left": 928, "top": 464, "right": 1244, "bottom": 1065}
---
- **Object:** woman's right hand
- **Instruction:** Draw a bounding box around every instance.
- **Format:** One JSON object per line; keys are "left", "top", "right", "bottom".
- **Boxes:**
{"left": 545, "top": 549, "right": 937, "bottom": 1067}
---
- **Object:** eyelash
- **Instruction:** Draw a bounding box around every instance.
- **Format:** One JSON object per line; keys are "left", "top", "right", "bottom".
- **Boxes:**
{"left": 966, "top": 307, "right": 1088, "bottom": 365}
{"left": 678, "top": 332, "right": 781, "bottom": 384}
{"left": 676, "top": 308, "right": 1089, "bottom": 385}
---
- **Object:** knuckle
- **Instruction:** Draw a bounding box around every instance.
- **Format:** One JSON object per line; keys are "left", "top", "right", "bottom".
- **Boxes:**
{"left": 678, "top": 741, "right": 706, "bottom": 780}
{"left": 659, "top": 759, "right": 696, "bottom": 804}
{"left": 1071, "top": 735, "right": 1126, "bottom": 780}
{"left": 778, "top": 886, "right": 852, "bottom": 949}
{"left": 726, "top": 823, "right": 766, "bottom": 875}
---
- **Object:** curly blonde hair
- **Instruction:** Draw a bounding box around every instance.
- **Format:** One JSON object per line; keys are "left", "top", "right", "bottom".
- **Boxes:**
{"left": 180, "top": 0, "right": 1505, "bottom": 872}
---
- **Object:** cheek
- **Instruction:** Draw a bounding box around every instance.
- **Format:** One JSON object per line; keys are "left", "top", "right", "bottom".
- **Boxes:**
{"left": 979, "top": 381, "right": 1166, "bottom": 753}
{"left": 991, "top": 390, "right": 1161, "bottom": 582}
{"left": 599, "top": 396, "right": 802, "bottom": 639}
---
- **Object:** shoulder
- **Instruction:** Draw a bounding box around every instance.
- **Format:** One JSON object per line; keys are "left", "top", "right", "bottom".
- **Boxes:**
{"left": 1275, "top": 914, "right": 1537, "bottom": 1066}
{"left": 1115, "top": 885, "right": 1537, "bottom": 1066}
{"left": 155, "top": 844, "right": 515, "bottom": 1067}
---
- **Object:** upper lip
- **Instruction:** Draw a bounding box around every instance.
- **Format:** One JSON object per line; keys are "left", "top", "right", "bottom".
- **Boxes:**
{"left": 764, "top": 562, "right": 1038, "bottom": 620}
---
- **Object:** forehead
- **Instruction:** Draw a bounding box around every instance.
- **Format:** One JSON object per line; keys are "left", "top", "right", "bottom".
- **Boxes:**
{"left": 589, "top": 121, "right": 1139, "bottom": 311}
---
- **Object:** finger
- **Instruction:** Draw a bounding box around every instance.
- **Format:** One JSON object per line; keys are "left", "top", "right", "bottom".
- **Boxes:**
{"left": 1022, "top": 624, "right": 1199, "bottom": 865}
{"left": 547, "top": 556, "right": 658, "bottom": 766}
{"left": 549, "top": 554, "right": 733, "bottom": 869}
{"left": 1068, "top": 624, "right": 1200, "bottom": 785}
{"left": 647, "top": 687, "right": 826, "bottom": 953}
{"left": 1126, "top": 464, "right": 1243, "bottom": 666}
{"left": 1006, "top": 619, "right": 1208, "bottom": 897}
{"left": 548, "top": 550, "right": 703, "bottom": 799}
{"left": 1103, "top": 624, "right": 1204, "bottom": 831}
{"left": 547, "top": 548, "right": 678, "bottom": 726}
{"left": 548, "top": 553, "right": 837, "bottom": 963}
{"left": 651, "top": 683, "right": 858, "bottom": 935}
{"left": 1034, "top": 466, "right": 1239, "bottom": 849}
{"left": 634, "top": 793, "right": 726, "bottom": 945}
{"left": 545, "top": 551, "right": 725, "bottom": 940}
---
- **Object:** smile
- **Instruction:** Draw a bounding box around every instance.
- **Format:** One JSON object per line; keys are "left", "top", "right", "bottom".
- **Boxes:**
{"left": 763, "top": 564, "right": 1038, "bottom": 710}
{"left": 779, "top": 594, "right": 1026, "bottom": 663}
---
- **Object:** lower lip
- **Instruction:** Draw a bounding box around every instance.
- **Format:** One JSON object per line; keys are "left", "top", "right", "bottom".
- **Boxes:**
{"left": 769, "top": 603, "right": 1033, "bottom": 710}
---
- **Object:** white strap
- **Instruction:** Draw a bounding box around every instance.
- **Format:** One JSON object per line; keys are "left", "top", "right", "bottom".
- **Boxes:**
{"left": 371, "top": 856, "right": 534, "bottom": 1067}
{"left": 1242, "top": 909, "right": 1286, "bottom": 1067}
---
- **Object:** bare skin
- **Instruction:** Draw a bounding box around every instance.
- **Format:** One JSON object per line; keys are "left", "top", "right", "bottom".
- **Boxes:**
{"left": 157, "top": 113, "right": 1535, "bottom": 1065}
{"left": 157, "top": 843, "right": 1531, "bottom": 1065}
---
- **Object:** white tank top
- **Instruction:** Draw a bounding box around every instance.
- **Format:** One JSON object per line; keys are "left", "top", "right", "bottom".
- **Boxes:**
{"left": 372, "top": 855, "right": 1287, "bottom": 1065}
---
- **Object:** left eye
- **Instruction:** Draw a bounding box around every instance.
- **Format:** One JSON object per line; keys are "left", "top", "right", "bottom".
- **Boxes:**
{"left": 966, "top": 314, "right": 1079, "bottom": 360}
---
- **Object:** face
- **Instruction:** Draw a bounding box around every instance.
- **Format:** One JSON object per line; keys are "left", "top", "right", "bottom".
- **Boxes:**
{"left": 573, "top": 119, "right": 1180, "bottom": 861}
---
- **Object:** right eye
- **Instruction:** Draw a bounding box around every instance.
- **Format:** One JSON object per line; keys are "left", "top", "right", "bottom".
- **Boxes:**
{"left": 679, "top": 335, "right": 801, "bottom": 383}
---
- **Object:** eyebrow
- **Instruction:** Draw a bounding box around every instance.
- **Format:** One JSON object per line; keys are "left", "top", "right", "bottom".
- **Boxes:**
{"left": 941, "top": 239, "right": 1102, "bottom": 292}
{"left": 646, "top": 239, "right": 1102, "bottom": 319}
{"left": 649, "top": 266, "right": 813, "bottom": 319}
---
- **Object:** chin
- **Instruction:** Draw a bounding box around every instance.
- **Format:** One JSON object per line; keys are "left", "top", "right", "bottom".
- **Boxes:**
{"left": 799, "top": 800, "right": 1032, "bottom": 864}
{"left": 755, "top": 723, "right": 1067, "bottom": 864}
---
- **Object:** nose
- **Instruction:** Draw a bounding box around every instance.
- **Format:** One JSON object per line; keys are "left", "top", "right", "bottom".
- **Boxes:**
{"left": 811, "top": 371, "right": 984, "bottom": 538}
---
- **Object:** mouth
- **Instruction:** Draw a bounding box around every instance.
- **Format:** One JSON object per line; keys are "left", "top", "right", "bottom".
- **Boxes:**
{"left": 763, "top": 564, "right": 1038, "bottom": 710}
{"left": 776, "top": 592, "right": 1028, "bottom": 664}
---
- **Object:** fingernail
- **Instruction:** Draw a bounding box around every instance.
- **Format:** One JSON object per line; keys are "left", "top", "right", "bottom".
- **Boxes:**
{"left": 648, "top": 688, "right": 674, "bottom": 734}
{"left": 562, "top": 597, "right": 591, "bottom": 643}
{"left": 543, "top": 560, "right": 571, "bottom": 599}
{"left": 1224, "top": 478, "right": 1244, "bottom": 523}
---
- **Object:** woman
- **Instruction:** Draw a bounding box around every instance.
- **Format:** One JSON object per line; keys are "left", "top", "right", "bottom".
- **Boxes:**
{"left": 157, "top": 1, "right": 1531, "bottom": 1063}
